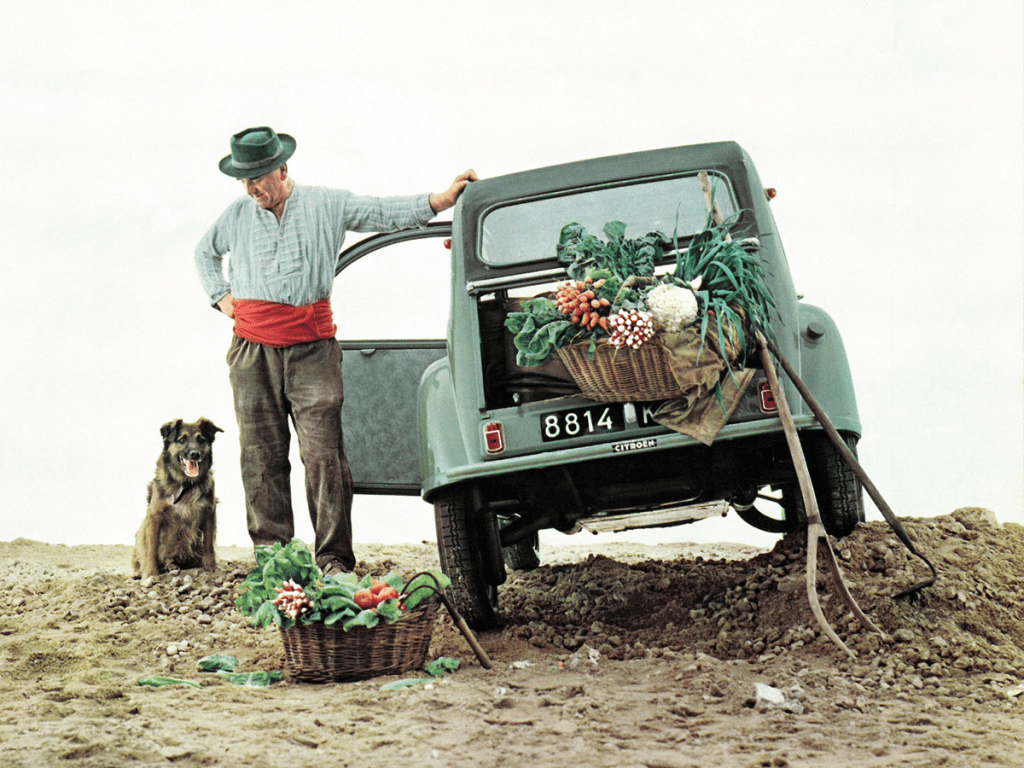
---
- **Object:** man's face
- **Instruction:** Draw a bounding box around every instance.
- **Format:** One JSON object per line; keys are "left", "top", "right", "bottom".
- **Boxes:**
{"left": 243, "top": 165, "right": 289, "bottom": 210}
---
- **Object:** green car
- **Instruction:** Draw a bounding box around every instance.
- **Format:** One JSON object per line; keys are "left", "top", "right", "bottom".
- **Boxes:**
{"left": 335, "top": 141, "right": 863, "bottom": 629}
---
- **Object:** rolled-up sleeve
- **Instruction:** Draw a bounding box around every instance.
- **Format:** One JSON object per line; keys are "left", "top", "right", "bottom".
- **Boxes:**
{"left": 194, "top": 206, "right": 237, "bottom": 307}
{"left": 335, "top": 192, "right": 435, "bottom": 234}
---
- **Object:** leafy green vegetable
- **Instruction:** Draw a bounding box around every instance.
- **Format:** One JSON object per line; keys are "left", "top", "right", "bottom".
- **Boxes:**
{"left": 236, "top": 541, "right": 450, "bottom": 632}
{"left": 504, "top": 297, "right": 582, "bottom": 368}
{"left": 403, "top": 571, "right": 451, "bottom": 611}
{"left": 342, "top": 610, "right": 380, "bottom": 631}
{"left": 197, "top": 655, "right": 239, "bottom": 672}
{"left": 508, "top": 222, "right": 671, "bottom": 367}
{"left": 556, "top": 221, "right": 663, "bottom": 282}
{"left": 672, "top": 210, "right": 776, "bottom": 361}
{"left": 425, "top": 656, "right": 461, "bottom": 677}
{"left": 379, "top": 678, "right": 432, "bottom": 690}
{"left": 218, "top": 671, "right": 284, "bottom": 688}
{"left": 137, "top": 676, "right": 201, "bottom": 689}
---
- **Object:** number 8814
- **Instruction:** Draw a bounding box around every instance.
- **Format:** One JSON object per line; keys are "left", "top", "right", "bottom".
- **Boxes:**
{"left": 540, "top": 405, "right": 625, "bottom": 442}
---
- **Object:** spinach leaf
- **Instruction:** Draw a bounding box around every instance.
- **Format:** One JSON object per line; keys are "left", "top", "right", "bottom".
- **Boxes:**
{"left": 197, "top": 655, "right": 239, "bottom": 672}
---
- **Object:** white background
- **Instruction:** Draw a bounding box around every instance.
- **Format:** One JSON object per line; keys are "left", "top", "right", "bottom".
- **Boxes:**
{"left": 1, "top": 1, "right": 1021, "bottom": 553}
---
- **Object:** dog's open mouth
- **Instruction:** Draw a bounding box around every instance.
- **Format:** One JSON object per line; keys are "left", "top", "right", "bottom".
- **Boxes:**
{"left": 181, "top": 457, "right": 201, "bottom": 478}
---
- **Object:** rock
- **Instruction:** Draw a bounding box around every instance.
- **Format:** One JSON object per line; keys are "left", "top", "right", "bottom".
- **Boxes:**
{"left": 893, "top": 628, "right": 915, "bottom": 643}
{"left": 951, "top": 507, "right": 999, "bottom": 527}
{"left": 754, "top": 683, "right": 785, "bottom": 707}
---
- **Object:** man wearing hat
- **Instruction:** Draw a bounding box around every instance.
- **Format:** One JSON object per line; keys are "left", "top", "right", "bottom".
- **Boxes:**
{"left": 195, "top": 126, "right": 476, "bottom": 575}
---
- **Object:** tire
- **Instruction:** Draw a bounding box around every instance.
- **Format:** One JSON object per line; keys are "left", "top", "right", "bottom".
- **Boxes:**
{"left": 502, "top": 531, "right": 541, "bottom": 571}
{"left": 734, "top": 494, "right": 802, "bottom": 534}
{"left": 785, "top": 432, "right": 865, "bottom": 538}
{"left": 433, "top": 485, "right": 499, "bottom": 630}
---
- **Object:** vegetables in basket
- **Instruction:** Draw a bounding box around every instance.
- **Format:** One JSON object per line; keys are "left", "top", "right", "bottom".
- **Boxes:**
{"left": 646, "top": 281, "right": 700, "bottom": 332}
{"left": 506, "top": 213, "right": 774, "bottom": 367}
{"left": 235, "top": 539, "right": 450, "bottom": 631}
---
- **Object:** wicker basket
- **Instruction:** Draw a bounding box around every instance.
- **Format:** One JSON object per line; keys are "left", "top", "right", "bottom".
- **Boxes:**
{"left": 278, "top": 602, "right": 438, "bottom": 683}
{"left": 555, "top": 336, "right": 683, "bottom": 402}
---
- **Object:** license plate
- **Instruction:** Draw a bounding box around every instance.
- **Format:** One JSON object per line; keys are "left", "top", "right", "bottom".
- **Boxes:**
{"left": 540, "top": 404, "right": 625, "bottom": 442}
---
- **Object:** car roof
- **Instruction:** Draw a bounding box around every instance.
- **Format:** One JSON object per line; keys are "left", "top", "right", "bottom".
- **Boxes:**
{"left": 457, "top": 141, "right": 756, "bottom": 281}
{"left": 458, "top": 141, "right": 750, "bottom": 226}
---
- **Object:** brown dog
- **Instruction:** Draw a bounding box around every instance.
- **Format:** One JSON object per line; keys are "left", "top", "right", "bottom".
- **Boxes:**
{"left": 132, "top": 418, "right": 223, "bottom": 579}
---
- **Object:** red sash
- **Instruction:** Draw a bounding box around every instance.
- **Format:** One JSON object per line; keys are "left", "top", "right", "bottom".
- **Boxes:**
{"left": 232, "top": 298, "right": 337, "bottom": 347}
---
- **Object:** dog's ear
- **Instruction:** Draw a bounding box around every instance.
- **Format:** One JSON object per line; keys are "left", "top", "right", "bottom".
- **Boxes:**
{"left": 197, "top": 418, "right": 224, "bottom": 443}
{"left": 160, "top": 419, "right": 183, "bottom": 449}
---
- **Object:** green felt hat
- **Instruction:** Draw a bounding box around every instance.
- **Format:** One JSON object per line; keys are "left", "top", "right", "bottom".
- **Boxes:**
{"left": 218, "top": 126, "right": 296, "bottom": 179}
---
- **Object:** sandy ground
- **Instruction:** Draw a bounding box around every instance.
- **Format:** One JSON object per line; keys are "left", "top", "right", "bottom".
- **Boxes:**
{"left": 2, "top": 507, "right": 1023, "bottom": 768}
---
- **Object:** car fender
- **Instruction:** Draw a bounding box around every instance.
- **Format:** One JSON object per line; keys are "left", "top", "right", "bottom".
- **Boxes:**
{"left": 793, "top": 304, "right": 862, "bottom": 437}
{"left": 417, "top": 356, "right": 470, "bottom": 499}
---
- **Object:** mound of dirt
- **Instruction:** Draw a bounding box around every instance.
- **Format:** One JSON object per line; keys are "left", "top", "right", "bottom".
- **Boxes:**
{"left": 1, "top": 508, "right": 1022, "bottom": 768}
{"left": 500, "top": 508, "right": 1024, "bottom": 702}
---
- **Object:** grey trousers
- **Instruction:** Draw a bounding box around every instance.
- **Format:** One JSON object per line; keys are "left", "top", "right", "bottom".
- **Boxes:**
{"left": 227, "top": 335, "right": 355, "bottom": 571}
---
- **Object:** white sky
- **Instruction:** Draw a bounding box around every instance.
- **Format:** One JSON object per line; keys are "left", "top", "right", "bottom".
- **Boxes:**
{"left": 1, "top": 1, "right": 1021, "bottom": 552}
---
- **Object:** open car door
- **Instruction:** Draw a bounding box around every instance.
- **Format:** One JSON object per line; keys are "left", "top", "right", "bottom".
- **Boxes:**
{"left": 333, "top": 223, "right": 452, "bottom": 495}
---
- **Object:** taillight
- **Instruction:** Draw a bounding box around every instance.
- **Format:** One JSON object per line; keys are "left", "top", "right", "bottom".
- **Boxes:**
{"left": 765, "top": 188, "right": 777, "bottom": 201}
{"left": 484, "top": 422, "right": 505, "bottom": 454}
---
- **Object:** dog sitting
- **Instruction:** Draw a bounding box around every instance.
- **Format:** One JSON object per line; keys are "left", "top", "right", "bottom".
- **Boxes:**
{"left": 133, "top": 418, "right": 223, "bottom": 579}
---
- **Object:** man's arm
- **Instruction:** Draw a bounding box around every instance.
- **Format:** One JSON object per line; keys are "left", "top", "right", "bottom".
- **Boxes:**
{"left": 428, "top": 169, "right": 478, "bottom": 214}
{"left": 194, "top": 204, "right": 237, "bottom": 312}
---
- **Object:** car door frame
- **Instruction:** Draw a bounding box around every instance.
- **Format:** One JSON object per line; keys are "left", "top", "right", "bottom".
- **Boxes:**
{"left": 334, "top": 222, "right": 453, "bottom": 495}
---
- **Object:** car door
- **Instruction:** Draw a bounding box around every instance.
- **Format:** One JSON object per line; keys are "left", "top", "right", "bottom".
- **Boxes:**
{"left": 333, "top": 223, "right": 452, "bottom": 495}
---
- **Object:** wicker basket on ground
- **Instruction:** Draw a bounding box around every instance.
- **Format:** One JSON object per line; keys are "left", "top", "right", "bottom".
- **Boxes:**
{"left": 279, "top": 601, "right": 438, "bottom": 684}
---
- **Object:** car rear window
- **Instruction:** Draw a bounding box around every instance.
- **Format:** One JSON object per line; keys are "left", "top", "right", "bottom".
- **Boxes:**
{"left": 480, "top": 172, "right": 737, "bottom": 267}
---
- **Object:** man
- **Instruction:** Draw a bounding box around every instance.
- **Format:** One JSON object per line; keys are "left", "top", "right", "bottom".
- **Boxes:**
{"left": 195, "top": 126, "right": 475, "bottom": 575}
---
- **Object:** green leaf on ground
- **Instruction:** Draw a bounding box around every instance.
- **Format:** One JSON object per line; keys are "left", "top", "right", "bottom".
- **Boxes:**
{"left": 137, "top": 676, "right": 201, "bottom": 689}
{"left": 380, "top": 678, "right": 432, "bottom": 690}
{"left": 218, "top": 671, "right": 284, "bottom": 688}
{"left": 197, "top": 655, "right": 239, "bottom": 672}
{"left": 425, "top": 657, "right": 461, "bottom": 677}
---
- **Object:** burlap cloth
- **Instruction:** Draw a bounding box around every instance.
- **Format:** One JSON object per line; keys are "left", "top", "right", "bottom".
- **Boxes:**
{"left": 652, "top": 320, "right": 755, "bottom": 446}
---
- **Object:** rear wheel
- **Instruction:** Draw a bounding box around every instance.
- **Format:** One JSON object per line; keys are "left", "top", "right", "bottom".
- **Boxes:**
{"left": 734, "top": 432, "right": 864, "bottom": 538}
{"left": 733, "top": 492, "right": 802, "bottom": 534}
{"left": 778, "top": 432, "right": 864, "bottom": 538}
{"left": 433, "top": 485, "right": 499, "bottom": 630}
{"left": 802, "top": 431, "right": 864, "bottom": 538}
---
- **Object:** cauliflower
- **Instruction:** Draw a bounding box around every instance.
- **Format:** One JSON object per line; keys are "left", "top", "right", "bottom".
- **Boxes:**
{"left": 646, "top": 282, "right": 699, "bottom": 332}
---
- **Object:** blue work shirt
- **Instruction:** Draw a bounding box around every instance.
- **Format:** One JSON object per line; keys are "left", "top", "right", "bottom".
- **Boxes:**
{"left": 195, "top": 183, "right": 434, "bottom": 307}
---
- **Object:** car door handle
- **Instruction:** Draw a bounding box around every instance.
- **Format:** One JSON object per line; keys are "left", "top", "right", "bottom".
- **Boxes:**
{"left": 360, "top": 348, "right": 377, "bottom": 356}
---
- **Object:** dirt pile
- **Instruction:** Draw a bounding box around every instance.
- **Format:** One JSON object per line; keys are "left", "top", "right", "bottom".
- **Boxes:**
{"left": 501, "top": 508, "right": 1024, "bottom": 703}
{"left": 1, "top": 508, "right": 1023, "bottom": 768}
